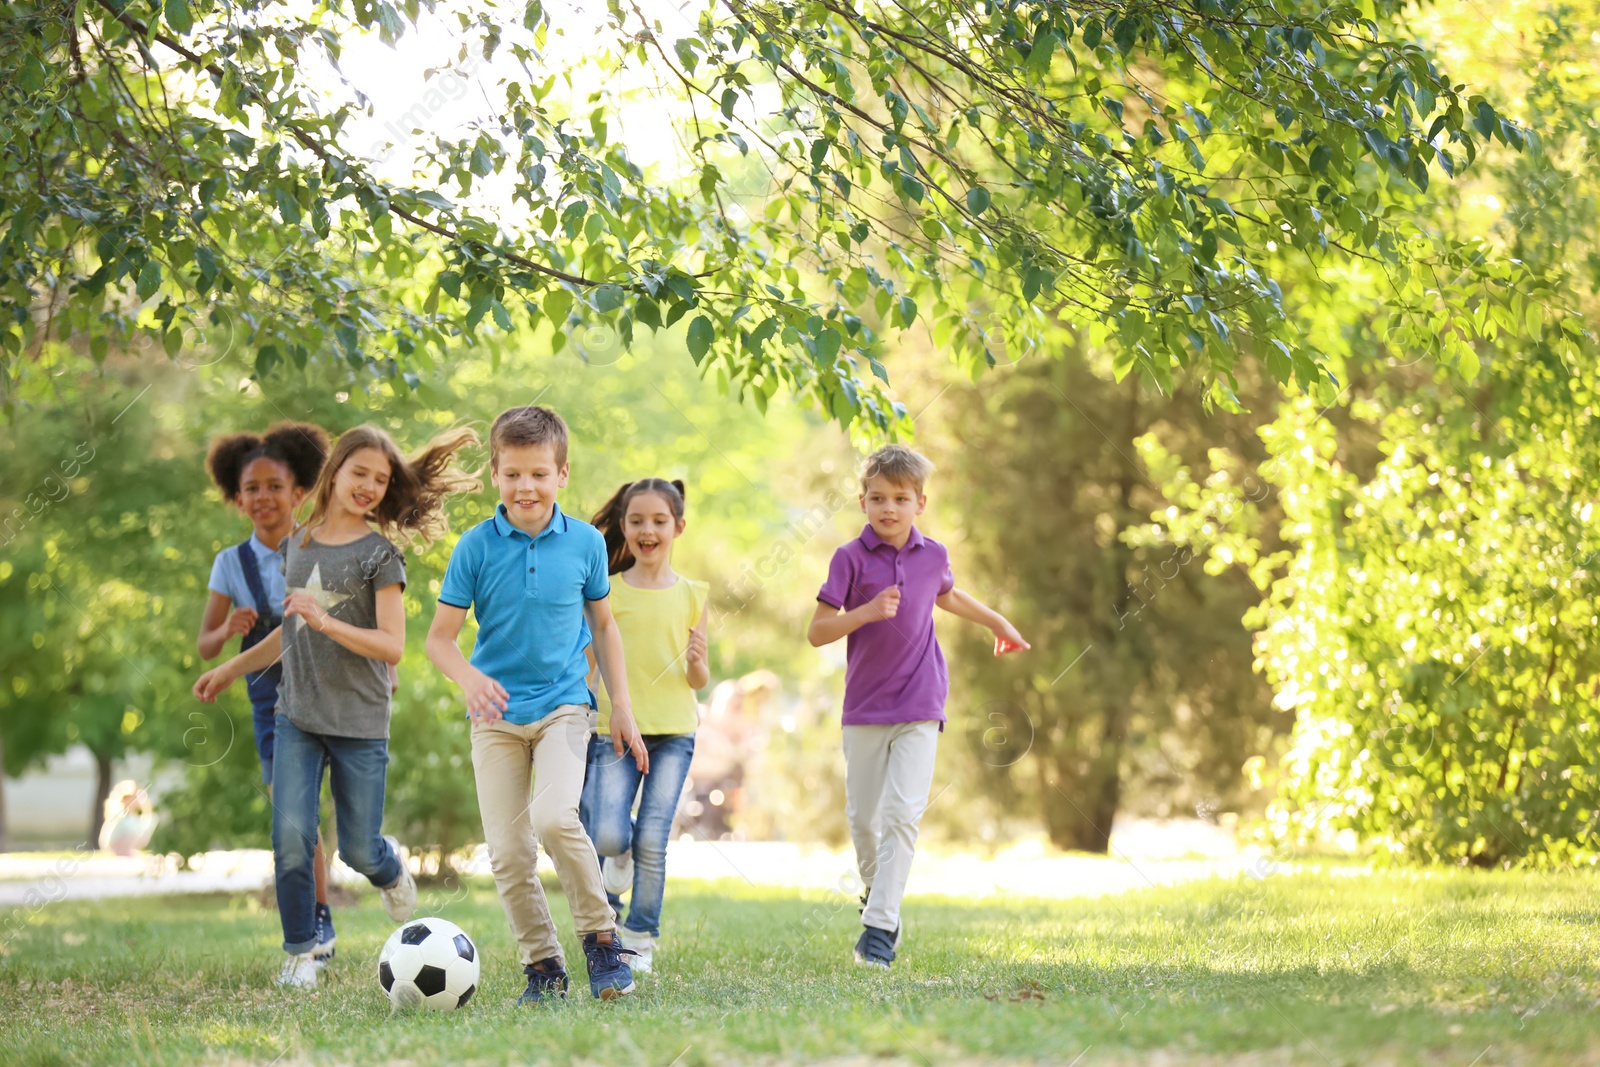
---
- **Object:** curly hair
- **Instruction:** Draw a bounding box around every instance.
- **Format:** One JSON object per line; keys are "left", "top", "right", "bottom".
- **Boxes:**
{"left": 299, "top": 424, "right": 480, "bottom": 548}
{"left": 205, "top": 422, "right": 329, "bottom": 498}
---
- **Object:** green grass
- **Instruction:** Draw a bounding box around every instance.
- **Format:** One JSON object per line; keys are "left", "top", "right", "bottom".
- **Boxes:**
{"left": 2, "top": 866, "right": 1597, "bottom": 1066}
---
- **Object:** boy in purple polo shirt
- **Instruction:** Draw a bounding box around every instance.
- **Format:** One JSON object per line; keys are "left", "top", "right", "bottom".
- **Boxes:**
{"left": 808, "top": 444, "right": 1029, "bottom": 969}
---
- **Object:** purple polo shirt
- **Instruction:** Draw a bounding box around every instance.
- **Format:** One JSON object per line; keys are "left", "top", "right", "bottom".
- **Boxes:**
{"left": 817, "top": 524, "right": 955, "bottom": 727}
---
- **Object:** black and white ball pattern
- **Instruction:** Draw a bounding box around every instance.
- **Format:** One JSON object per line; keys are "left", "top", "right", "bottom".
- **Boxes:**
{"left": 377, "top": 916, "right": 479, "bottom": 1012}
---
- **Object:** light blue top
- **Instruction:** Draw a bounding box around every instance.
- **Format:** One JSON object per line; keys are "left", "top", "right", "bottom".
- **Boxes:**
{"left": 207, "top": 531, "right": 286, "bottom": 615}
{"left": 438, "top": 501, "right": 611, "bottom": 724}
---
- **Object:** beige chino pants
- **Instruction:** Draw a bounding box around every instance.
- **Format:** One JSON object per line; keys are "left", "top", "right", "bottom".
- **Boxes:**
{"left": 842, "top": 719, "right": 940, "bottom": 933}
{"left": 471, "top": 704, "right": 614, "bottom": 967}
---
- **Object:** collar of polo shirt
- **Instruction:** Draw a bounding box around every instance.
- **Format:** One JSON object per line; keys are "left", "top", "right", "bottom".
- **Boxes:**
{"left": 491, "top": 500, "right": 570, "bottom": 541}
{"left": 859, "top": 522, "right": 926, "bottom": 552}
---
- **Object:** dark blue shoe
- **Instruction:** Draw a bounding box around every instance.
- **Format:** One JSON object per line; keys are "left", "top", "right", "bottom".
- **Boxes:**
{"left": 854, "top": 925, "right": 896, "bottom": 969}
{"left": 582, "top": 930, "right": 636, "bottom": 1000}
{"left": 516, "top": 957, "right": 568, "bottom": 1005}
{"left": 312, "top": 902, "right": 336, "bottom": 966}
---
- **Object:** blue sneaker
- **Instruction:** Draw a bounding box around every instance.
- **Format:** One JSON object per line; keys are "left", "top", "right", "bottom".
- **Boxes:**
{"left": 582, "top": 930, "right": 636, "bottom": 1000}
{"left": 516, "top": 957, "right": 568, "bottom": 1005}
{"left": 312, "top": 902, "right": 336, "bottom": 966}
{"left": 854, "top": 925, "right": 896, "bottom": 969}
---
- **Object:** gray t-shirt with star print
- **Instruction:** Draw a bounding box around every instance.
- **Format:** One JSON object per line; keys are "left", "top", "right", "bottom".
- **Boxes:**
{"left": 275, "top": 530, "right": 406, "bottom": 739}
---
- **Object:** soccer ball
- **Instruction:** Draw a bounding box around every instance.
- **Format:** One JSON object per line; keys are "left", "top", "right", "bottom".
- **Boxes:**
{"left": 377, "top": 917, "right": 479, "bottom": 1012}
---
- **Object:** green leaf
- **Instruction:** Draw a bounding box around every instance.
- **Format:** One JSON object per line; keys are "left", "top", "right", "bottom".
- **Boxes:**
{"left": 967, "top": 186, "right": 991, "bottom": 214}
{"left": 491, "top": 299, "right": 513, "bottom": 332}
{"left": 165, "top": 0, "right": 195, "bottom": 34}
{"left": 635, "top": 295, "right": 661, "bottom": 332}
{"left": 413, "top": 190, "right": 455, "bottom": 212}
{"left": 1525, "top": 302, "right": 1542, "bottom": 339}
{"left": 136, "top": 259, "right": 162, "bottom": 302}
{"left": 470, "top": 146, "right": 494, "bottom": 177}
{"left": 896, "top": 295, "right": 918, "bottom": 328}
{"left": 274, "top": 186, "right": 302, "bottom": 225}
{"left": 1026, "top": 30, "right": 1056, "bottom": 78}
{"left": 1458, "top": 346, "right": 1480, "bottom": 381}
{"left": 594, "top": 284, "right": 625, "bottom": 313}
{"left": 686, "top": 316, "right": 714, "bottom": 363}
{"left": 543, "top": 289, "right": 573, "bottom": 325}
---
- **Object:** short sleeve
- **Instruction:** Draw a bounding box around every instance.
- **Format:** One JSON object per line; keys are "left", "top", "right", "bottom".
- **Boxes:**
{"left": 938, "top": 548, "right": 955, "bottom": 596}
{"left": 583, "top": 529, "right": 611, "bottom": 601}
{"left": 817, "top": 547, "right": 852, "bottom": 609}
{"left": 438, "top": 532, "right": 477, "bottom": 608}
{"left": 207, "top": 549, "right": 235, "bottom": 600}
{"left": 369, "top": 538, "right": 407, "bottom": 593}
{"left": 688, "top": 578, "right": 710, "bottom": 626}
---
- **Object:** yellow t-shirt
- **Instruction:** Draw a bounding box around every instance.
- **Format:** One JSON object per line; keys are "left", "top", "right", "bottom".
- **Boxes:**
{"left": 597, "top": 574, "right": 710, "bottom": 736}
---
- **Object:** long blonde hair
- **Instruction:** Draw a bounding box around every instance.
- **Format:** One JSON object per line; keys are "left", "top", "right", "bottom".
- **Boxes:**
{"left": 299, "top": 424, "right": 479, "bottom": 547}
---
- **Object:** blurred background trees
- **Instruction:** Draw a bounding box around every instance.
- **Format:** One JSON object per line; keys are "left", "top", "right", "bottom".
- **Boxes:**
{"left": 2, "top": 1, "right": 1598, "bottom": 867}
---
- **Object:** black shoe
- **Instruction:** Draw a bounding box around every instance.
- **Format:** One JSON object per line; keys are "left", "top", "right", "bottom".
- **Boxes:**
{"left": 853, "top": 925, "right": 896, "bottom": 969}
{"left": 516, "top": 957, "right": 568, "bottom": 1005}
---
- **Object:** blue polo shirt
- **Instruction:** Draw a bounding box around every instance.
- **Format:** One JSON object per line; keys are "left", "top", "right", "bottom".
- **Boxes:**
{"left": 438, "top": 501, "right": 611, "bottom": 724}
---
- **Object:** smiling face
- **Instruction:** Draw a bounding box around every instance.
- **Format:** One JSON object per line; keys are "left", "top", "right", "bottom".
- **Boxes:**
{"left": 623, "top": 490, "right": 684, "bottom": 565}
{"left": 491, "top": 443, "right": 568, "bottom": 532}
{"left": 332, "top": 446, "right": 392, "bottom": 519}
{"left": 859, "top": 474, "right": 925, "bottom": 545}
{"left": 235, "top": 456, "right": 303, "bottom": 537}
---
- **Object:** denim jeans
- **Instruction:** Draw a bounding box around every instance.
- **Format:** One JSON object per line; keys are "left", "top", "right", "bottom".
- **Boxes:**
{"left": 271, "top": 713, "right": 401, "bottom": 954}
{"left": 579, "top": 732, "right": 695, "bottom": 938}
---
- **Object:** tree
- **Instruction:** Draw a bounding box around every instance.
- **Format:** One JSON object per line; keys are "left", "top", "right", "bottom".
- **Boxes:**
{"left": 1137, "top": 7, "right": 1600, "bottom": 865}
{"left": 0, "top": 0, "right": 1541, "bottom": 428}
{"left": 920, "top": 339, "right": 1280, "bottom": 852}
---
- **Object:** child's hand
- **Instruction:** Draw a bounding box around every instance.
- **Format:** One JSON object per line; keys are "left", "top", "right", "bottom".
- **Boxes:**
{"left": 462, "top": 668, "right": 510, "bottom": 724}
{"left": 193, "top": 666, "right": 235, "bottom": 702}
{"left": 225, "top": 607, "right": 258, "bottom": 638}
{"left": 609, "top": 705, "right": 652, "bottom": 774}
{"left": 992, "top": 620, "right": 1031, "bottom": 655}
{"left": 866, "top": 585, "right": 901, "bottom": 621}
{"left": 283, "top": 592, "right": 328, "bottom": 632}
{"left": 685, "top": 625, "right": 708, "bottom": 670}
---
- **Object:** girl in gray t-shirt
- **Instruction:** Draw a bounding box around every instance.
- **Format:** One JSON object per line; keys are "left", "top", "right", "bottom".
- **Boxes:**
{"left": 194, "top": 423, "right": 479, "bottom": 989}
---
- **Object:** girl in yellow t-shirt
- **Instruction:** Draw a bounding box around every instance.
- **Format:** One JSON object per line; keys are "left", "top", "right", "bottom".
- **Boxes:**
{"left": 579, "top": 477, "right": 709, "bottom": 974}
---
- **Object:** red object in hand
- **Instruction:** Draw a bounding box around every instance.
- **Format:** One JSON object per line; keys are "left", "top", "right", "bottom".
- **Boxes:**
{"left": 993, "top": 635, "right": 1031, "bottom": 656}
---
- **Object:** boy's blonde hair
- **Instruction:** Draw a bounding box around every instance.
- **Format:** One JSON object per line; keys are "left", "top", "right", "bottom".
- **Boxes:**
{"left": 861, "top": 444, "right": 935, "bottom": 495}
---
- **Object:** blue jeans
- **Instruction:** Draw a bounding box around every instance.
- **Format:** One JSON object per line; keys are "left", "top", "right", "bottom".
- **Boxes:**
{"left": 270, "top": 714, "right": 401, "bottom": 954}
{"left": 579, "top": 732, "right": 695, "bottom": 938}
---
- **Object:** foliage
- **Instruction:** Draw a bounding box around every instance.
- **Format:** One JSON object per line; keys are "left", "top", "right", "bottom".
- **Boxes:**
{"left": 1136, "top": 7, "right": 1600, "bottom": 865}
{"left": 0, "top": 0, "right": 1546, "bottom": 428}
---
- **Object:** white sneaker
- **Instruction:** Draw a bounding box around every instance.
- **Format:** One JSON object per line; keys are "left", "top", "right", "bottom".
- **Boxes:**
{"left": 277, "top": 952, "right": 318, "bottom": 988}
{"left": 617, "top": 926, "right": 655, "bottom": 975}
{"left": 379, "top": 835, "right": 417, "bottom": 922}
{"left": 602, "top": 850, "right": 634, "bottom": 898}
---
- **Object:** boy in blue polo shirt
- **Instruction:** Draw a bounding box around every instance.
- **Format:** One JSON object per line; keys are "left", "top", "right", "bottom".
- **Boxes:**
{"left": 425, "top": 405, "right": 650, "bottom": 1003}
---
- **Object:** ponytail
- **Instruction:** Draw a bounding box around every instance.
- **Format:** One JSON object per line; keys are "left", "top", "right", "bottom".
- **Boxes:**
{"left": 589, "top": 477, "right": 687, "bottom": 574}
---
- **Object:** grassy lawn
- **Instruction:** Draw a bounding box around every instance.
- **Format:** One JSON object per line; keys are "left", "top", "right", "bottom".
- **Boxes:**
{"left": 1, "top": 865, "right": 1596, "bottom": 1066}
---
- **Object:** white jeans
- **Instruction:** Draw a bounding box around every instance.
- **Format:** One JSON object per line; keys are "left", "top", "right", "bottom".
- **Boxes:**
{"left": 842, "top": 720, "right": 940, "bottom": 932}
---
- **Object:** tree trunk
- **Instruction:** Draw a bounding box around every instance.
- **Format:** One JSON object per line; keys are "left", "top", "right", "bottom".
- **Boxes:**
{"left": 88, "top": 746, "right": 114, "bottom": 850}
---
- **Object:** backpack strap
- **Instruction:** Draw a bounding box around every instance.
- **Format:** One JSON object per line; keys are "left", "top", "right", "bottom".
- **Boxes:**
{"left": 235, "top": 539, "right": 281, "bottom": 625}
